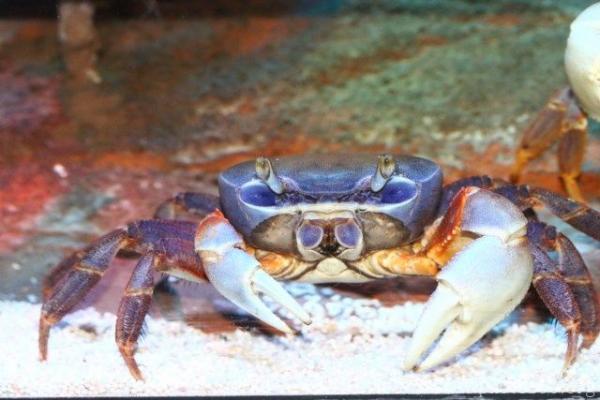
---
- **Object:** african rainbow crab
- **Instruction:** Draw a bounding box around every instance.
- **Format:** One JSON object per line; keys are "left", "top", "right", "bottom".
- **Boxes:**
{"left": 39, "top": 3, "right": 600, "bottom": 382}
{"left": 39, "top": 154, "right": 600, "bottom": 380}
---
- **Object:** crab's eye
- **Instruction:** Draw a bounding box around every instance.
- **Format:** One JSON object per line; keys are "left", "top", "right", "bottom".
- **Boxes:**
{"left": 297, "top": 223, "right": 323, "bottom": 249}
{"left": 240, "top": 182, "right": 277, "bottom": 207}
{"left": 334, "top": 221, "right": 361, "bottom": 248}
{"left": 379, "top": 179, "right": 417, "bottom": 204}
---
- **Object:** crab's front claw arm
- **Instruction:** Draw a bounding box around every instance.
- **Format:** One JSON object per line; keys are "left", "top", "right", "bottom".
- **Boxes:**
{"left": 404, "top": 187, "right": 534, "bottom": 371}
{"left": 195, "top": 210, "right": 311, "bottom": 333}
{"left": 404, "top": 235, "right": 533, "bottom": 371}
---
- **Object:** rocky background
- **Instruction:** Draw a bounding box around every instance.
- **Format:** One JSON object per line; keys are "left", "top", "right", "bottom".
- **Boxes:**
{"left": 1, "top": 0, "right": 599, "bottom": 331}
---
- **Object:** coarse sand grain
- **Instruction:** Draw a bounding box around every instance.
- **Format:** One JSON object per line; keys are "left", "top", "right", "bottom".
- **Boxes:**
{"left": 1, "top": 282, "right": 599, "bottom": 396}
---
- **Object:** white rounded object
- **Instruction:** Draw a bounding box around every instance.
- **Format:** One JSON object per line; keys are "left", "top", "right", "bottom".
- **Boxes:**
{"left": 565, "top": 2, "right": 600, "bottom": 120}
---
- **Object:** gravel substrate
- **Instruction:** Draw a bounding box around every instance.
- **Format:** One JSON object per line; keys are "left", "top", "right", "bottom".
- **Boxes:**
{"left": 1, "top": 283, "right": 599, "bottom": 396}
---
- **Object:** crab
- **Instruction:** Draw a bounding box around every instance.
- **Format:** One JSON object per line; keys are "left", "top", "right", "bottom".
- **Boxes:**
{"left": 510, "top": 2, "right": 600, "bottom": 203}
{"left": 39, "top": 153, "right": 600, "bottom": 380}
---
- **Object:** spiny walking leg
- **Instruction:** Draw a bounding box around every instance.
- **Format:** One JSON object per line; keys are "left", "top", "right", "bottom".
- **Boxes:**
{"left": 116, "top": 251, "right": 158, "bottom": 380}
{"left": 39, "top": 220, "right": 201, "bottom": 367}
{"left": 39, "top": 229, "right": 130, "bottom": 361}
{"left": 528, "top": 221, "right": 599, "bottom": 357}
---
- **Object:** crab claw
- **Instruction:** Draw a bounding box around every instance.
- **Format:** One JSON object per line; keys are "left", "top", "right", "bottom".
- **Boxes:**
{"left": 204, "top": 247, "right": 311, "bottom": 333}
{"left": 196, "top": 210, "right": 311, "bottom": 333}
{"left": 404, "top": 235, "right": 533, "bottom": 371}
{"left": 565, "top": 2, "right": 600, "bottom": 121}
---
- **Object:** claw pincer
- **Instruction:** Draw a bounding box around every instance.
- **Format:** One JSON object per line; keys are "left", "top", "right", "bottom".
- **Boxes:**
{"left": 195, "top": 210, "right": 311, "bottom": 333}
{"left": 405, "top": 187, "right": 533, "bottom": 371}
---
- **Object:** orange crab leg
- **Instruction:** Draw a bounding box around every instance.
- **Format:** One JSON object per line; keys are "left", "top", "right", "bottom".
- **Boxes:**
{"left": 557, "top": 128, "right": 587, "bottom": 203}
{"left": 364, "top": 249, "right": 438, "bottom": 277}
{"left": 511, "top": 88, "right": 571, "bottom": 181}
{"left": 510, "top": 87, "right": 588, "bottom": 202}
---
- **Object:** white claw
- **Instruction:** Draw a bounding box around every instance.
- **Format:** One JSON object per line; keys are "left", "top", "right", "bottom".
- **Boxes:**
{"left": 418, "top": 314, "right": 490, "bottom": 371}
{"left": 252, "top": 269, "right": 312, "bottom": 325}
{"left": 565, "top": 2, "right": 600, "bottom": 120}
{"left": 202, "top": 247, "right": 310, "bottom": 333}
{"left": 403, "top": 284, "right": 460, "bottom": 371}
{"left": 404, "top": 235, "right": 533, "bottom": 371}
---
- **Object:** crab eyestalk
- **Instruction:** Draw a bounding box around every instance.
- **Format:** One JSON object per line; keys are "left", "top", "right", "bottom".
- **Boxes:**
{"left": 371, "top": 154, "right": 396, "bottom": 192}
{"left": 255, "top": 157, "right": 284, "bottom": 194}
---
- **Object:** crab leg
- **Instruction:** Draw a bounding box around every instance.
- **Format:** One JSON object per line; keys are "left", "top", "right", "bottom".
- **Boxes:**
{"left": 528, "top": 221, "right": 599, "bottom": 351}
{"left": 528, "top": 187, "right": 600, "bottom": 242}
{"left": 153, "top": 191, "right": 220, "bottom": 220}
{"left": 509, "top": 87, "right": 588, "bottom": 202}
{"left": 529, "top": 244, "right": 581, "bottom": 372}
{"left": 42, "top": 251, "right": 86, "bottom": 301}
{"left": 39, "top": 219, "right": 201, "bottom": 378}
{"left": 116, "top": 251, "right": 157, "bottom": 381}
{"left": 195, "top": 210, "right": 312, "bottom": 333}
{"left": 557, "top": 127, "right": 587, "bottom": 203}
{"left": 148, "top": 191, "right": 220, "bottom": 292}
{"left": 404, "top": 187, "right": 533, "bottom": 371}
{"left": 39, "top": 229, "right": 129, "bottom": 361}
{"left": 555, "top": 234, "right": 599, "bottom": 348}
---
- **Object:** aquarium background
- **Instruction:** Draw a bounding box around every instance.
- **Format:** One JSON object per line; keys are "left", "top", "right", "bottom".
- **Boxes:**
{"left": 0, "top": 0, "right": 599, "bottom": 395}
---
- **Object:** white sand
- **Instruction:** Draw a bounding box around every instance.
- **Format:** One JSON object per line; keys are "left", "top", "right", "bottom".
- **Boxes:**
{"left": 1, "top": 283, "right": 599, "bottom": 396}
